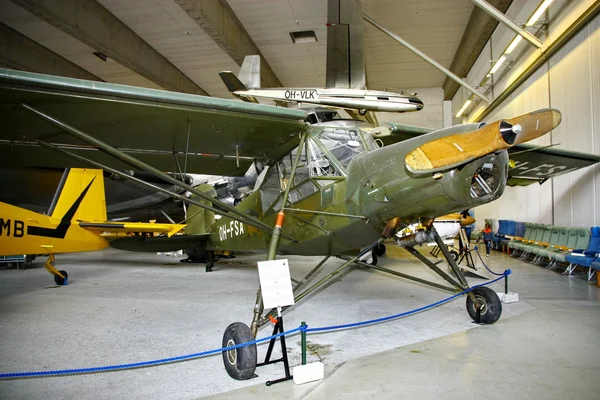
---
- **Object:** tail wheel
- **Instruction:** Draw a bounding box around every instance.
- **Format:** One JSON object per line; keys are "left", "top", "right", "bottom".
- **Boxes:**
{"left": 222, "top": 322, "right": 257, "bottom": 380}
{"left": 466, "top": 287, "right": 502, "bottom": 324}
{"left": 449, "top": 250, "right": 459, "bottom": 261}
{"left": 370, "top": 252, "right": 378, "bottom": 266}
{"left": 54, "top": 270, "right": 68, "bottom": 286}
{"left": 373, "top": 244, "right": 386, "bottom": 257}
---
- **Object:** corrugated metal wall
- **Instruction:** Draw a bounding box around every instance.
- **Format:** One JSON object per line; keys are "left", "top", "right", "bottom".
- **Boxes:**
{"left": 475, "top": 14, "right": 600, "bottom": 228}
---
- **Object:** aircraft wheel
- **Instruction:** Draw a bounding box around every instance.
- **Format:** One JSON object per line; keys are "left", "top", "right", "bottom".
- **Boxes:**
{"left": 373, "top": 244, "right": 386, "bottom": 257}
{"left": 222, "top": 322, "right": 257, "bottom": 380}
{"left": 54, "top": 270, "right": 68, "bottom": 286}
{"left": 206, "top": 265, "right": 213, "bottom": 272}
{"left": 449, "top": 250, "right": 459, "bottom": 261}
{"left": 370, "top": 252, "right": 378, "bottom": 266}
{"left": 466, "top": 287, "right": 502, "bottom": 324}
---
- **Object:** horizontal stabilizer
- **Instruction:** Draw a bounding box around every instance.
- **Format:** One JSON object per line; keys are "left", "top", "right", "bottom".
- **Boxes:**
{"left": 79, "top": 221, "right": 186, "bottom": 237}
{"left": 219, "top": 71, "right": 247, "bottom": 92}
{"left": 109, "top": 234, "right": 209, "bottom": 252}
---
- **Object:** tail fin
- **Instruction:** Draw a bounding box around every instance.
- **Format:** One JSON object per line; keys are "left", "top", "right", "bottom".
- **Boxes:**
{"left": 49, "top": 168, "right": 107, "bottom": 222}
{"left": 219, "top": 55, "right": 262, "bottom": 92}
{"left": 238, "top": 55, "right": 261, "bottom": 89}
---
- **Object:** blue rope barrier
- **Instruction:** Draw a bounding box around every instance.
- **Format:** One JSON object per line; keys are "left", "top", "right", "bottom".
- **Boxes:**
{"left": 0, "top": 271, "right": 510, "bottom": 379}
{"left": 473, "top": 245, "right": 511, "bottom": 276}
{"left": 0, "top": 327, "right": 303, "bottom": 379}
{"left": 305, "top": 272, "right": 509, "bottom": 333}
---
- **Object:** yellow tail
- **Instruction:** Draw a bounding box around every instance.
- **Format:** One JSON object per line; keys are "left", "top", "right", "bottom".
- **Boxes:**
{"left": 49, "top": 168, "right": 107, "bottom": 223}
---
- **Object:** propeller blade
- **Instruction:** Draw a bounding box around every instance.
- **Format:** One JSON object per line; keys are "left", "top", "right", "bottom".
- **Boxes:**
{"left": 405, "top": 109, "right": 561, "bottom": 174}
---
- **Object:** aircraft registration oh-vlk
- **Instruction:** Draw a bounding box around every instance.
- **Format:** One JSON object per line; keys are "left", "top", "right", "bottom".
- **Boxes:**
{"left": 0, "top": 67, "right": 564, "bottom": 381}
{"left": 219, "top": 56, "right": 424, "bottom": 115}
{"left": 0, "top": 168, "right": 195, "bottom": 285}
{"left": 219, "top": 0, "right": 423, "bottom": 120}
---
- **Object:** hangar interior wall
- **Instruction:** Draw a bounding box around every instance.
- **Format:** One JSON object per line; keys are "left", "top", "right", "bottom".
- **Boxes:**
{"left": 474, "top": 13, "right": 600, "bottom": 228}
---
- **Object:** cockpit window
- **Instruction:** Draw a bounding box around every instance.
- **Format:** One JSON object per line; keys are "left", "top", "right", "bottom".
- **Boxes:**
{"left": 317, "top": 111, "right": 341, "bottom": 121}
{"left": 318, "top": 127, "right": 379, "bottom": 167}
{"left": 306, "top": 113, "right": 318, "bottom": 124}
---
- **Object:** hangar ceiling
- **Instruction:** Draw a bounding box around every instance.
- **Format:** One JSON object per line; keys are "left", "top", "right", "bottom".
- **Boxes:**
{"left": 0, "top": 0, "right": 508, "bottom": 100}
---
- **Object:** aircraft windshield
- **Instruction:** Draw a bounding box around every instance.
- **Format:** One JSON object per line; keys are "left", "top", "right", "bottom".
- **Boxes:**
{"left": 258, "top": 127, "right": 377, "bottom": 213}
{"left": 317, "top": 127, "right": 379, "bottom": 168}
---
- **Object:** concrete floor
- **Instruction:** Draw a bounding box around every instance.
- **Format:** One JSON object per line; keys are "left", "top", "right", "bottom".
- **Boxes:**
{"left": 0, "top": 246, "right": 598, "bottom": 399}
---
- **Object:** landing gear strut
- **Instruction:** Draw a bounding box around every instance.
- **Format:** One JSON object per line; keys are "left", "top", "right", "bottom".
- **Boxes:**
{"left": 44, "top": 254, "right": 68, "bottom": 285}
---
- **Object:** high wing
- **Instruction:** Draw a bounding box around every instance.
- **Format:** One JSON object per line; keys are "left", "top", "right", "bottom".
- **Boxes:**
{"left": 0, "top": 68, "right": 308, "bottom": 176}
{"left": 506, "top": 144, "right": 600, "bottom": 186}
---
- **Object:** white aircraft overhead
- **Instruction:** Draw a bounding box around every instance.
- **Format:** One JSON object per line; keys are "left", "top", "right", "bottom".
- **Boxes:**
{"left": 220, "top": 58, "right": 423, "bottom": 114}
{"left": 219, "top": 0, "right": 423, "bottom": 117}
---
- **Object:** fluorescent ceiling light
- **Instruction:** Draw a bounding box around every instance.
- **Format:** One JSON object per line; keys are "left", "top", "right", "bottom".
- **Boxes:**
{"left": 505, "top": 35, "right": 522, "bottom": 54}
{"left": 456, "top": 99, "right": 472, "bottom": 118}
{"left": 490, "top": 55, "right": 506, "bottom": 74}
{"left": 527, "top": 0, "right": 554, "bottom": 26}
{"left": 289, "top": 30, "right": 318, "bottom": 43}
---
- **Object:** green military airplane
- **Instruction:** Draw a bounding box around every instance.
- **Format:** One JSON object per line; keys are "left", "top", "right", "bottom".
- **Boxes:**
{"left": 0, "top": 68, "right": 562, "bottom": 380}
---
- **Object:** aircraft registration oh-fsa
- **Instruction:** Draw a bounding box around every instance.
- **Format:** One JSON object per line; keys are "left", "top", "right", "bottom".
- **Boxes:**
{"left": 0, "top": 67, "right": 569, "bottom": 381}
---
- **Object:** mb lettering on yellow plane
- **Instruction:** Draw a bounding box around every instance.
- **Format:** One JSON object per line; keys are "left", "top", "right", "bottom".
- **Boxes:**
{"left": 0, "top": 168, "right": 185, "bottom": 285}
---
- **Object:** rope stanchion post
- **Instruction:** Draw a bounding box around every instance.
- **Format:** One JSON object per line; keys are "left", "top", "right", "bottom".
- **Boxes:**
{"left": 505, "top": 274, "right": 509, "bottom": 294}
{"left": 300, "top": 321, "right": 307, "bottom": 365}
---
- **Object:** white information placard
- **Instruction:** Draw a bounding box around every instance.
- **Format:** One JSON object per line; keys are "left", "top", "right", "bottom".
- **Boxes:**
{"left": 257, "top": 259, "right": 295, "bottom": 309}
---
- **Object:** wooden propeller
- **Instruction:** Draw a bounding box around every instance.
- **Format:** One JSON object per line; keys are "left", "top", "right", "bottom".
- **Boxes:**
{"left": 405, "top": 109, "right": 562, "bottom": 174}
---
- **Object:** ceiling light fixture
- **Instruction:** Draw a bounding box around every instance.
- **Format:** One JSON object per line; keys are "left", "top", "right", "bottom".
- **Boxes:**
{"left": 93, "top": 51, "right": 107, "bottom": 62}
{"left": 526, "top": 0, "right": 554, "bottom": 26}
{"left": 490, "top": 55, "right": 506, "bottom": 74}
{"left": 289, "top": 30, "right": 318, "bottom": 43}
{"left": 456, "top": 99, "right": 472, "bottom": 118}
{"left": 505, "top": 35, "right": 522, "bottom": 54}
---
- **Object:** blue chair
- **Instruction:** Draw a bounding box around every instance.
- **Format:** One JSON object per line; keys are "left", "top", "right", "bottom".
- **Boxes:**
{"left": 499, "top": 220, "right": 517, "bottom": 249}
{"left": 564, "top": 227, "right": 600, "bottom": 276}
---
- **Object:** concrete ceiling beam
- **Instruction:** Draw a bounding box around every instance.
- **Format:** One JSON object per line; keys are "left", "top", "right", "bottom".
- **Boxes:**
{"left": 443, "top": 0, "right": 512, "bottom": 101}
{"left": 10, "top": 0, "right": 208, "bottom": 95}
{"left": 0, "top": 22, "right": 102, "bottom": 81}
{"left": 174, "top": 0, "right": 282, "bottom": 88}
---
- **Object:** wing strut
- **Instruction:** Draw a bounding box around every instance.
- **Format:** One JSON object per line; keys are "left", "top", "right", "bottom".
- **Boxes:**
{"left": 250, "top": 132, "right": 308, "bottom": 336}
{"left": 19, "top": 103, "right": 294, "bottom": 241}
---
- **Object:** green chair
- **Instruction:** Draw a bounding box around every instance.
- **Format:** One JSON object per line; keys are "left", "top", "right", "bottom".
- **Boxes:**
{"left": 512, "top": 223, "right": 537, "bottom": 255}
{"left": 529, "top": 225, "right": 554, "bottom": 263}
{"left": 518, "top": 224, "right": 546, "bottom": 260}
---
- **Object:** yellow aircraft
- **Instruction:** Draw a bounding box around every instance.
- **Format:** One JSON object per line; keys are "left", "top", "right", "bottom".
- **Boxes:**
{"left": 0, "top": 168, "right": 186, "bottom": 285}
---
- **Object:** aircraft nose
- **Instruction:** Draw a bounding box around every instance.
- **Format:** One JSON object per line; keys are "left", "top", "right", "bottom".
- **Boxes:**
{"left": 410, "top": 97, "right": 424, "bottom": 110}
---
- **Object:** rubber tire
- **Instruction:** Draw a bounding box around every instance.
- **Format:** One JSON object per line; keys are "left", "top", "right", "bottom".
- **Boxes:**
{"left": 54, "top": 270, "right": 68, "bottom": 286}
{"left": 222, "top": 322, "right": 257, "bottom": 380}
{"left": 373, "top": 244, "right": 386, "bottom": 257}
{"left": 466, "top": 287, "right": 502, "bottom": 324}
{"left": 369, "top": 252, "right": 378, "bottom": 266}
{"left": 449, "top": 250, "right": 459, "bottom": 261}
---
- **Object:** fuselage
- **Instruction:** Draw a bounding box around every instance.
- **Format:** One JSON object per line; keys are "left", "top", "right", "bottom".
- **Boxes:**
{"left": 203, "top": 124, "right": 509, "bottom": 257}
{"left": 0, "top": 202, "right": 109, "bottom": 255}
{"left": 234, "top": 88, "right": 424, "bottom": 113}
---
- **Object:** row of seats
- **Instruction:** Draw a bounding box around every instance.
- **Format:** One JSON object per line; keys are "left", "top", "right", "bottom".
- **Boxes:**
{"left": 483, "top": 220, "right": 600, "bottom": 281}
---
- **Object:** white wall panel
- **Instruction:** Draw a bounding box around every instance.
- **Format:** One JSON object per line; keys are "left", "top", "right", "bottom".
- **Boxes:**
{"left": 474, "top": 13, "right": 600, "bottom": 228}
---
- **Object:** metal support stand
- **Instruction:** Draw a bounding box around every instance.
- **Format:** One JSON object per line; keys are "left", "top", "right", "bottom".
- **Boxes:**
{"left": 457, "top": 228, "right": 476, "bottom": 270}
{"left": 256, "top": 308, "right": 292, "bottom": 386}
